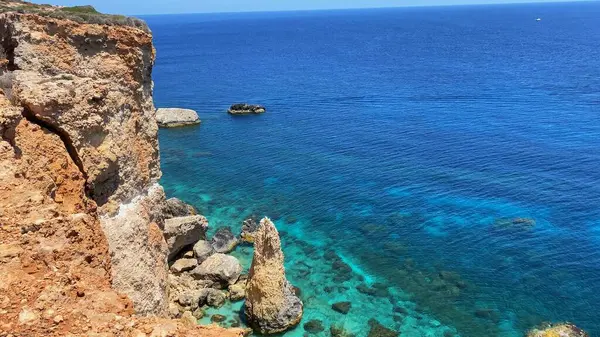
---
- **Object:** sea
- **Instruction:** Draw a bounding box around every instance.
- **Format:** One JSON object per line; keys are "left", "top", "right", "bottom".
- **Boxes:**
{"left": 143, "top": 2, "right": 600, "bottom": 336}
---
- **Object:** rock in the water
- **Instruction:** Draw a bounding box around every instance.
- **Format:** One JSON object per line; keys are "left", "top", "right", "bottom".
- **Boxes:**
{"left": 228, "top": 283, "right": 246, "bottom": 301}
{"left": 227, "top": 103, "right": 266, "bottom": 115}
{"left": 211, "top": 227, "right": 239, "bottom": 253}
{"left": 206, "top": 289, "right": 227, "bottom": 308}
{"left": 332, "top": 301, "right": 352, "bottom": 314}
{"left": 527, "top": 323, "right": 589, "bottom": 337}
{"left": 211, "top": 314, "right": 227, "bottom": 323}
{"left": 156, "top": 108, "right": 200, "bottom": 127}
{"left": 304, "top": 319, "right": 325, "bottom": 333}
{"left": 164, "top": 215, "right": 208, "bottom": 260}
{"left": 191, "top": 253, "right": 242, "bottom": 287}
{"left": 240, "top": 216, "right": 260, "bottom": 244}
{"left": 367, "top": 319, "right": 399, "bottom": 337}
{"left": 244, "top": 217, "right": 303, "bottom": 334}
{"left": 170, "top": 258, "right": 198, "bottom": 274}
{"left": 192, "top": 240, "right": 215, "bottom": 264}
{"left": 164, "top": 198, "right": 197, "bottom": 218}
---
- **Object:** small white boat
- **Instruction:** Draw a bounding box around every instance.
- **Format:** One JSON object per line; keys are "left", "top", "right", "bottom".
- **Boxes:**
{"left": 536, "top": 18, "right": 542, "bottom": 21}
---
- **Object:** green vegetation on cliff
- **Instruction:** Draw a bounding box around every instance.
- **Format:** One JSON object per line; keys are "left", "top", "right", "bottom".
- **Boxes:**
{"left": 0, "top": 1, "right": 149, "bottom": 32}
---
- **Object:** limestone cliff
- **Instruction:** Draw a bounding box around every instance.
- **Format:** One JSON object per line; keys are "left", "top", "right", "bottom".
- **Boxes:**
{"left": 0, "top": 3, "right": 243, "bottom": 336}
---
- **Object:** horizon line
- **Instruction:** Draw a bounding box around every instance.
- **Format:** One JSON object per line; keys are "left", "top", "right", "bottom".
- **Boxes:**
{"left": 132, "top": 0, "right": 595, "bottom": 17}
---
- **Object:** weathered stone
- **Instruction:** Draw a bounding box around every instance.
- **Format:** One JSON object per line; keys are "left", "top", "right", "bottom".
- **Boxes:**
{"left": 244, "top": 218, "right": 303, "bottom": 334}
{"left": 164, "top": 198, "right": 197, "bottom": 218}
{"left": 156, "top": 108, "right": 200, "bottom": 128}
{"left": 180, "top": 311, "right": 197, "bottom": 326}
{"left": 170, "top": 258, "right": 198, "bottom": 273}
{"left": 164, "top": 215, "right": 208, "bottom": 260}
{"left": 211, "top": 227, "right": 239, "bottom": 253}
{"left": 191, "top": 253, "right": 242, "bottom": 287}
{"left": 192, "top": 240, "right": 215, "bottom": 264}
{"left": 332, "top": 301, "right": 351, "bottom": 314}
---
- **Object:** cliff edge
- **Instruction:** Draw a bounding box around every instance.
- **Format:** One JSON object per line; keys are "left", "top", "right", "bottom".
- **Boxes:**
{"left": 0, "top": 3, "right": 243, "bottom": 336}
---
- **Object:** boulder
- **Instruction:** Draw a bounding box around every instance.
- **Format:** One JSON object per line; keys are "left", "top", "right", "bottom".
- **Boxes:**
{"left": 164, "top": 215, "right": 208, "bottom": 260}
{"left": 211, "top": 227, "right": 239, "bottom": 253}
{"left": 227, "top": 103, "right": 266, "bottom": 115}
{"left": 170, "top": 258, "right": 198, "bottom": 274}
{"left": 156, "top": 108, "right": 200, "bottom": 128}
{"left": 244, "top": 217, "right": 303, "bottom": 334}
{"left": 192, "top": 240, "right": 215, "bottom": 264}
{"left": 191, "top": 253, "right": 242, "bottom": 287}
{"left": 164, "top": 198, "right": 197, "bottom": 218}
{"left": 240, "top": 216, "right": 260, "bottom": 244}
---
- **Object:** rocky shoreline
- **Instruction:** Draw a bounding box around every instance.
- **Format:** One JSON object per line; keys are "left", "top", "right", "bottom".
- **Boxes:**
{"left": 0, "top": 2, "right": 589, "bottom": 337}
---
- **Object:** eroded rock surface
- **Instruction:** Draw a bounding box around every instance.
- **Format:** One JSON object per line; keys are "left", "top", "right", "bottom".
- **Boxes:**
{"left": 191, "top": 253, "right": 242, "bottom": 288}
{"left": 527, "top": 323, "right": 589, "bottom": 337}
{"left": 0, "top": 4, "right": 245, "bottom": 336}
{"left": 244, "top": 217, "right": 303, "bottom": 334}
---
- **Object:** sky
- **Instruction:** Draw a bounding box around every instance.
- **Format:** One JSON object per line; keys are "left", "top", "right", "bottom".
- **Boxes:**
{"left": 33, "top": 0, "right": 588, "bottom": 15}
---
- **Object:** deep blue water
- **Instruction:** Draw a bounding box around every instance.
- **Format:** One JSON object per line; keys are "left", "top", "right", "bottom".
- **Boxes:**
{"left": 145, "top": 3, "right": 600, "bottom": 336}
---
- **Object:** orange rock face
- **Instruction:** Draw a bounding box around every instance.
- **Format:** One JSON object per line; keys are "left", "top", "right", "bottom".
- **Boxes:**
{"left": 0, "top": 4, "right": 245, "bottom": 337}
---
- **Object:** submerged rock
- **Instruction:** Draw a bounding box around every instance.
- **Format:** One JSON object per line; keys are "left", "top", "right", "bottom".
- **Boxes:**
{"left": 240, "top": 216, "right": 260, "bottom": 244}
{"left": 304, "top": 319, "right": 325, "bottom": 333}
{"left": 164, "top": 215, "right": 208, "bottom": 260}
{"left": 156, "top": 108, "right": 200, "bottom": 127}
{"left": 367, "top": 319, "right": 399, "bottom": 337}
{"left": 191, "top": 253, "right": 242, "bottom": 287}
{"left": 244, "top": 217, "right": 303, "bottom": 334}
{"left": 192, "top": 240, "right": 215, "bottom": 264}
{"left": 206, "top": 289, "right": 227, "bottom": 308}
{"left": 212, "top": 227, "right": 239, "bottom": 253}
{"left": 332, "top": 301, "right": 352, "bottom": 314}
{"left": 164, "top": 197, "right": 197, "bottom": 218}
{"left": 228, "top": 103, "right": 266, "bottom": 115}
{"left": 527, "top": 323, "right": 589, "bottom": 337}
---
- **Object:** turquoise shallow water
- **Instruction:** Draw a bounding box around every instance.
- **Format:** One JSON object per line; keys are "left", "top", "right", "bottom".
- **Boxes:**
{"left": 145, "top": 3, "right": 600, "bottom": 336}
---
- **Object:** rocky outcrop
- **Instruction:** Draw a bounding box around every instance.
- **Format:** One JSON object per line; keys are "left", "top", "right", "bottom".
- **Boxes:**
{"left": 164, "top": 215, "right": 208, "bottom": 260}
{"left": 228, "top": 103, "right": 266, "bottom": 115}
{"left": 156, "top": 108, "right": 200, "bottom": 128}
{"left": 527, "top": 323, "right": 588, "bottom": 337}
{"left": 0, "top": 3, "right": 245, "bottom": 336}
{"left": 244, "top": 217, "right": 303, "bottom": 334}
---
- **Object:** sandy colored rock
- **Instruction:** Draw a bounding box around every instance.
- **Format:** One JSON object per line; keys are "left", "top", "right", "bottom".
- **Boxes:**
{"left": 527, "top": 323, "right": 589, "bottom": 337}
{"left": 156, "top": 108, "right": 200, "bottom": 127}
{"left": 244, "top": 217, "right": 303, "bottom": 334}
